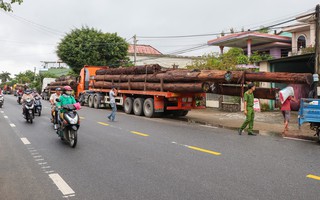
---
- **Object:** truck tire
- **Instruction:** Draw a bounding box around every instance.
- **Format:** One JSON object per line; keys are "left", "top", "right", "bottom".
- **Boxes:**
{"left": 180, "top": 110, "right": 189, "bottom": 116}
{"left": 124, "top": 97, "right": 133, "bottom": 114}
{"left": 79, "top": 94, "right": 85, "bottom": 106}
{"left": 93, "top": 94, "right": 101, "bottom": 109}
{"left": 143, "top": 98, "right": 155, "bottom": 118}
{"left": 133, "top": 98, "right": 144, "bottom": 116}
{"left": 88, "top": 95, "right": 94, "bottom": 108}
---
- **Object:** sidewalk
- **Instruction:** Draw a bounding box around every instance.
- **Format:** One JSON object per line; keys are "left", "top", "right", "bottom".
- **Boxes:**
{"left": 185, "top": 108, "right": 317, "bottom": 141}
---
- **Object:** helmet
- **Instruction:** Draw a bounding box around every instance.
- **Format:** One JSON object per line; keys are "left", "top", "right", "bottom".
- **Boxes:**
{"left": 55, "top": 87, "right": 61, "bottom": 91}
{"left": 25, "top": 89, "right": 31, "bottom": 94}
{"left": 63, "top": 86, "right": 72, "bottom": 91}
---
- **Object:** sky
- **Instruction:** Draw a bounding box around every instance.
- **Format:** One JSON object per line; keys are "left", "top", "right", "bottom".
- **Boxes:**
{"left": 0, "top": 0, "right": 319, "bottom": 77}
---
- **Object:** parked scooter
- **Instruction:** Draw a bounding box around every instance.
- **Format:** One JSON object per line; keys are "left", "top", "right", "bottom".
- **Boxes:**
{"left": 23, "top": 98, "right": 35, "bottom": 123}
{"left": 34, "top": 96, "right": 42, "bottom": 116}
{"left": 0, "top": 94, "right": 4, "bottom": 108}
{"left": 56, "top": 103, "right": 80, "bottom": 148}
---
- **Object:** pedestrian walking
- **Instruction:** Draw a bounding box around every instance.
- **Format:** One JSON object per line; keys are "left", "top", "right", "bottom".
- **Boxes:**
{"left": 238, "top": 83, "right": 256, "bottom": 136}
{"left": 281, "top": 95, "right": 298, "bottom": 134}
{"left": 107, "top": 87, "right": 117, "bottom": 121}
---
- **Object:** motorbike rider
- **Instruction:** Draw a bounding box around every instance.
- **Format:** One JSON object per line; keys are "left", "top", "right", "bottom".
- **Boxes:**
{"left": 49, "top": 88, "right": 62, "bottom": 128}
{"left": 56, "top": 86, "right": 76, "bottom": 121}
{"left": 32, "top": 88, "right": 41, "bottom": 98}
{"left": 21, "top": 89, "right": 34, "bottom": 115}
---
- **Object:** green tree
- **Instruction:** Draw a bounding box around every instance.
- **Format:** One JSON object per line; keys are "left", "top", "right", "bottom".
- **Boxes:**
{"left": 14, "top": 70, "right": 35, "bottom": 84}
{"left": 0, "top": 71, "right": 11, "bottom": 83}
{"left": 187, "top": 48, "right": 273, "bottom": 70}
{"left": 56, "top": 26, "right": 130, "bottom": 74}
{"left": 258, "top": 26, "right": 269, "bottom": 34}
{"left": 0, "top": 0, "right": 23, "bottom": 11}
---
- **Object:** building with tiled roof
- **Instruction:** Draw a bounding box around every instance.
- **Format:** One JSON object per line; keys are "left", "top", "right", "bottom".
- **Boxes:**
{"left": 128, "top": 44, "right": 195, "bottom": 69}
{"left": 207, "top": 32, "right": 292, "bottom": 59}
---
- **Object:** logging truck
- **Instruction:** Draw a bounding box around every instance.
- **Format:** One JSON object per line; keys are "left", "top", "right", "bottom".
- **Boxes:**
{"left": 45, "top": 64, "right": 313, "bottom": 118}
{"left": 76, "top": 65, "right": 206, "bottom": 118}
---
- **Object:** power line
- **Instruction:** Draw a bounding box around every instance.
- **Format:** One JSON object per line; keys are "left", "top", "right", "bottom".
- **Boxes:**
{"left": 137, "top": 9, "right": 315, "bottom": 39}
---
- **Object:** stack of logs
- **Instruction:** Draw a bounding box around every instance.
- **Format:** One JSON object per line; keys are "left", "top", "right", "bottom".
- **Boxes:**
{"left": 92, "top": 64, "right": 211, "bottom": 93}
{"left": 90, "top": 64, "right": 313, "bottom": 99}
{"left": 46, "top": 76, "right": 78, "bottom": 92}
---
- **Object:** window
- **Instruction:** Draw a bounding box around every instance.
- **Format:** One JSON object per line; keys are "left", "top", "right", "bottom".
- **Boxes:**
{"left": 297, "top": 35, "right": 306, "bottom": 51}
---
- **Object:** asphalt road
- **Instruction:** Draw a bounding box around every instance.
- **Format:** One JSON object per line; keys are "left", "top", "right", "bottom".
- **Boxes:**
{"left": 1, "top": 94, "right": 320, "bottom": 200}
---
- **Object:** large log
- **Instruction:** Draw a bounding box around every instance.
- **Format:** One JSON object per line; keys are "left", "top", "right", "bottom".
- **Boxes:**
{"left": 96, "top": 64, "right": 162, "bottom": 75}
{"left": 49, "top": 80, "right": 77, "bottom": 87}
{"left": 93, "top": 70, "right": 313, "bottom": 85}
{"left": 46, "top": 84, "right": 77, "bottom": 91}
{"left": 213, "top": 84, "right": 280, "bottom": 99}
{"left": 90, "top": 81, "right": 211, "bottom": 93}
{"left": 55, "top": 76, "right": 76, "bottom": 82}
{"left": 245, "top": 72, "right": 313, "bottom": 85}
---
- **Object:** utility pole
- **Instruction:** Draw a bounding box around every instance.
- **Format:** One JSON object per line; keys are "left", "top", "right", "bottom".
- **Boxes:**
{"left": 314, "top": 4, "right": 320, "bottom": 98}
{"left": 33, "top": 67, "right": 36, "bottom": 83}
{"left": 133, "top": 35, "right": 137, "bottom": 65}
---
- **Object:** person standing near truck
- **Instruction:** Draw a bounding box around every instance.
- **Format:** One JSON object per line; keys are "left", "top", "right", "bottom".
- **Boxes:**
{"left": 238, "top": 83, "right": 256, "bottom": 136}
{"left": 107, "top": 87, "right": 118, "bottom": 121}
{"left": 281, "top": 95, "right": 298, "bottom": 134}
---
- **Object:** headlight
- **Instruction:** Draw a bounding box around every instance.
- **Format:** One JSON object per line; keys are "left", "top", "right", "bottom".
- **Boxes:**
{"left": 65, "top": 114, "right": 78, "bottom": 124}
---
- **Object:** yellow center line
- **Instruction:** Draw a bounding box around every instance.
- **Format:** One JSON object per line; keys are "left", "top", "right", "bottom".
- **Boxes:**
{"left": 187, "top": 145, "right": 221, "bottom": 156}
{"left": 130, "top": 131, "right": 149, "bottom": 137}
{"left": 98, "top": 122, "right": 110, "bottom": 126}
{"left": 307, "top": 174, "right": 320, "bottom": 181}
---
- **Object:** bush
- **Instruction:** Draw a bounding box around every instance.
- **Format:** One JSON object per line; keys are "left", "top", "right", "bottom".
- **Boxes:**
{"left": 260, "top": 103, "right": 270, "bottom": 111}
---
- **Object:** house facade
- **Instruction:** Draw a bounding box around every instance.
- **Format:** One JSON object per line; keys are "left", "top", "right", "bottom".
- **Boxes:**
{"left": 282, "top": 13, "right": 316, "bottom": 55}
{"left": 128, "top": 44, "right": 195, "bottom": 69}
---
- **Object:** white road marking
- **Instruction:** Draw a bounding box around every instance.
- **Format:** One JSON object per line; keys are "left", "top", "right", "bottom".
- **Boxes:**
{"left": 283, "top": 137, "right": 315, "bottom": 143}
{"left": 49, "top": 173, "right": 75, "bottom": 196}
{"left": 35, "top": 159, "right": 44, "bottom": 161}
{"left": 45, "top": 170, "right": 55, "bottom": 174}
{"left": 20, "top": 137, "right": 31, "bottom": 145}
{"left": 38, "top": 162, "right": 48, "bottom": 165}
{"left": 29, "top": 149, "right": 37, "bottom": 152}
{"left": 42, "top": 166, "right": 51, "bottom": 169}
{"left": 33, "top": 155, "right": 42, "bottom": 158}
{"left": 10, "top": 123, "right": 16, "bottom": 127}
{"left": 31, "top": 152, "right": 39, "bottom": 155}
{"left": 200, "top": 125, "right": 218, "bottom": 129}
{"left": 4, "top": 116, "right": 8, "bottom": 118}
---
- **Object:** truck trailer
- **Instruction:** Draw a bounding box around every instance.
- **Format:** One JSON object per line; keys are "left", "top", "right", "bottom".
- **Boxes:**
{"left": 76, "top": 65, "right": 206, "bottom": 118}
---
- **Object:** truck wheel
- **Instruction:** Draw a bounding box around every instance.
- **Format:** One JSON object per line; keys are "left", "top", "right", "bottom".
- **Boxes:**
{"left": 124, "top": 97, "right": 133, "bottom": 114}
{"left": 133, "top": 98, "right": 144, "bottom": 116}
{"left": 143, "top": 98, "right": 155, "bottom": 118}
{"left": 88, "top": 95, "right": 94, "bottom": 108}
{"left": 180, "top": 110, "right": 189, "bottom": 116}
{"left": 79, "top": 94, "right": 85, "bottom": 106}
{"left": 93, "top": 94, "right": 101, "bottom": 109}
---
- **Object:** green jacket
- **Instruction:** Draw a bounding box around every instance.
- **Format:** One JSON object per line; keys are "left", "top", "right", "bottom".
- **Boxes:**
{"left": 244, "top": 91, "right": 254, "bottom": 108}
{"left": 56, "top": 94, "right": 76, "bottom": 112}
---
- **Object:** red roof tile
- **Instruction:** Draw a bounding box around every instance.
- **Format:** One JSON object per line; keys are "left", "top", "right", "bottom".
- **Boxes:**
{"left": 128, "top": 44, "right": 162, "bottom": 55}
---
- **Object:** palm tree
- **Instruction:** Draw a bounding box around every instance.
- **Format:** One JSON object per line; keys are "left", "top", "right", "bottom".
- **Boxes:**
{"left": 0, "top": 71, "right": 11, "bottom": 83}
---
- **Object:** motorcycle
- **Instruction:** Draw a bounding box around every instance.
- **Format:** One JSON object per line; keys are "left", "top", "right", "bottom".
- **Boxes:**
{"left": 56, "top": 104, "right": 80, "bottom": 148}
{"left": 34, "top": 96, "right": 42, "bottom": 116}
{"left": 17, "top": 92, "right": 23, "bottom": 105}
{"left": 23, "top": 98, "right": 35, "bottom": 123}
{"left": 0, "top": 94, "right": 4, "bottom": 108}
